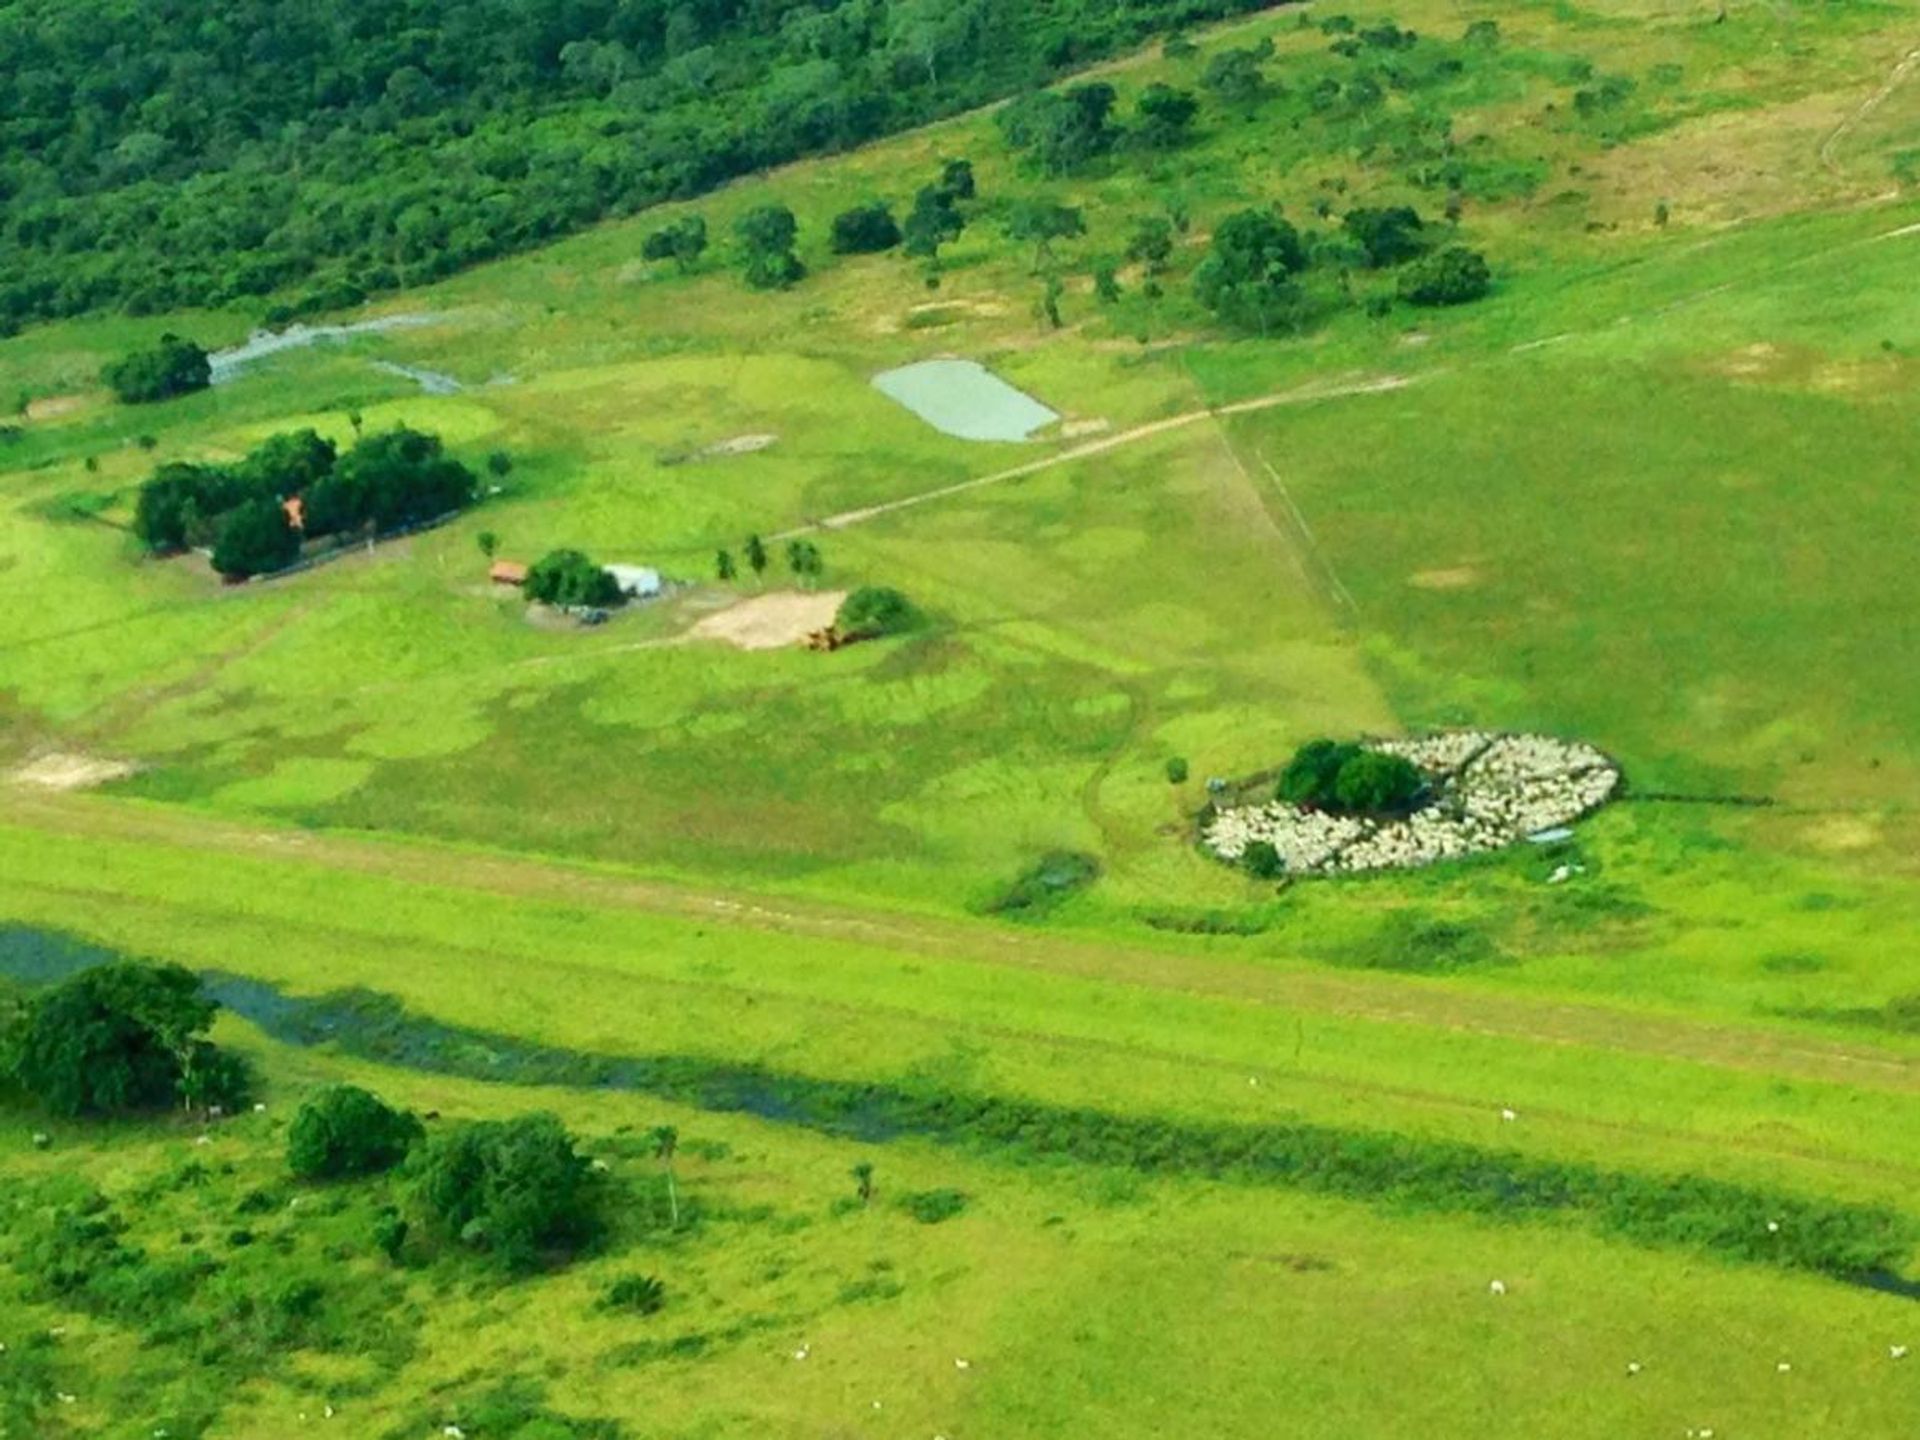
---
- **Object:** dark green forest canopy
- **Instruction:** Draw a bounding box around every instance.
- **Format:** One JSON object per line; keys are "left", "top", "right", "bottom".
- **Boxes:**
{"left": 0, "top": 0, "right": 1291, "bottom": 329}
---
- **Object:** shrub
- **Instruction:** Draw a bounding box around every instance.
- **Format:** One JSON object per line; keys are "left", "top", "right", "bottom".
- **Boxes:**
{"left": 288, "top": 1085, "right": 424, "bottom": 1180}
{"left": 1242, "top": 840, "right": 1284, "bottom": 879}
{"left": 525, "top": 549, "right": 621, "bottom": 609}
{"left": 899, "top": 1188, "right": 968, "bottom": 1224}
{"left": 410, "top": 1113, "right": 602, "bottom": 1272}
{"left": 988, "top": 851, "right": 1100, "bottom": 915}
{"left": 1398, "top": 245, "right": 1491, "bottom": 306}
{"left": 1165, "top": 756, "right": 1189, "bottom": 784}
{"left": 2, "top": 962, "right": 250, "bottom": 1116}
{"left": 102, "top": 334, "right": 211, "bottom": 404}
{"left": 1342, "top": 205, "right": 1427, "bottom": 267}
{"left": 602, "top": 1273, "right": 667, "bottom": 1314}
{"left": 836, "top": 585, "right": 920, "bottom": 637}
{"left": 829, "top": 202, "right": 902, "bottom": 254}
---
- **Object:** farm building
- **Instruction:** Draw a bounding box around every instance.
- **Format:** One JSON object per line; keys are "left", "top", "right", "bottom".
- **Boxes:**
{"left": 489, "top": 560, "right": 529, "bottom": 586}
{"left": 605, "top": 564, "right": 663, "bottom": 600}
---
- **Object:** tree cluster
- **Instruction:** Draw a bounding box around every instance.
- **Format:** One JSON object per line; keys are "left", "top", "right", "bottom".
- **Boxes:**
{"left": 132, "top": 424, "right": 477, "bottom": 578}
{"left": 409, "top": 1112, "right": 602, "bottom": 1272}
{"left": 287, "top": 1084, "right": 425, "bottom": 1180}
{"left": 1276, "top": 739, "right": 1427, "bottom": 815}
{"left": 837, "top": 585, "right": 920, "bottom": 638}
{"left": 1, "top": 962, "right": 252, "bottom": 1116}
{"left": 101, "top": 333, "right": 211, "bottom": 404}
{"left": 525, "top": 549, "right": 622, "bottom": 609}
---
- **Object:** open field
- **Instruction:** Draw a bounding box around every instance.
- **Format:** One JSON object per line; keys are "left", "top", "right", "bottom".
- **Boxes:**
{"left": 3, "top": 0, "right": 1920, "bottom": 1436}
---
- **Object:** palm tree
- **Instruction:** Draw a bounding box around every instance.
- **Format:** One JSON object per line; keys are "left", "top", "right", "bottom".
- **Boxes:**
{"left": 652, "top": 1125, "right": 680, "bottom": 1225}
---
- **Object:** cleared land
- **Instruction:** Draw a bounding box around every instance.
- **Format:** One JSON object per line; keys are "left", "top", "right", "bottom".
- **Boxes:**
{"left": 2, "top": 1, "right": 1919, "bottom": 1436}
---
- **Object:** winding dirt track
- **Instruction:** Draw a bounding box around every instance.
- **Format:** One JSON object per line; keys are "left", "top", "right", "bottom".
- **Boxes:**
{"left": 1819, "top": 42, "right": 1920, "bottom": 175}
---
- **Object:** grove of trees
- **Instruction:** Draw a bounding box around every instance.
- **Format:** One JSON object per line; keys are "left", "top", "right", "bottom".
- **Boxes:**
{"left": 101, "top": 333, "right": 212, "bottom": 403}
{"left": 131, "top": 424, "right": 478, "bottom": 579}
{"left": 525, "top": 549, "right": 621, "bottom": 608}
{"left": 0, "top": 0, "right": 1283, "bottom": 330}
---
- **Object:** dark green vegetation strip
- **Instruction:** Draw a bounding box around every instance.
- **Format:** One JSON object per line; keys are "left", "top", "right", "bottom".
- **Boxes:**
{"left": 0, "top": 0, "right": 1291, "bottom": 327}
{"left": 2, "top": 927, "right": 1910, "bottom": 1284}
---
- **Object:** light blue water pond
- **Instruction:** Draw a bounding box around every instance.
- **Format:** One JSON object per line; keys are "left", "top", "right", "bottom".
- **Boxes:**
{"left": 872, "top": 359, "right": 1059, "bottom": 442}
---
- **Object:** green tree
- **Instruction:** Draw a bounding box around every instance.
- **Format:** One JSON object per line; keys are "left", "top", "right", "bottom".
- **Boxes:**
{"left": 101, "top": 334, "right": 211, "bottom": 404}
{"left": 837, "top": 586, "right": 920, "bottom": 637}
{"left": 1006, "top": 200, "right": 1085, "bottom": 272}
{"left": 305, "top": 426, "right": 476, "bottom": 538}
{"left": 1193, "top": 209, "right": 1310, "bottom": 335}
{"left": 851, "top": 1161, "right": 876, "bottom": 1207}
{"left": 643, "top": 215, "right": 709, "bottom": 272}
{"left": 1093, "top": 264, "right": 1122, "bottom": 304}
{"left": 239, "top": 428, "right": 337, "bottom": 495}
{"left": 525, "top": 549, "right": 620, "bottom": 608}
{"left": 1126, "top": 216, "right": 1176, "bottom": 276}
{"left": 998, "top": 84, "right": 1118, "bottom": 173}
{"left": 1134, "top": 84, "right": 1198, "bottom": 148}
{"left": 477, "top": 530, "right": 499, "bottom": 559}
{"left": 785, "top": 538, "right": 822, "bottom": 581}
{"left": 651, "top": 1124, "right": 680, "bottom": 1226}
{"left": 903, "top": 185, "right": 965, "bottom": 260}
{"left": 3, "top": 962, "right": 249, "bottom": 1117}
{"left": 1276, "top": 738, "right": 1360, "bottom": 806}
{"left": 735, "top": 204, "right": 805, "bottom": 290}
{"left": 410, "top": 1113, "right": 602, "bottom": 1272}
{"left": 288, "top": 1085, "right": 424, "bottom": 1180}
{"left": 716, "top": 548, "right": 737, "bottom": 581}
{"left": 211, "top": 497, "right": 300, "bottom": 578}
{"left": 829, "top": 202, "right": 902, "bottom": 255}
{"left": 1398, "top": 246, "right": 1492, "bottom": 306}
{"left": 937, "top": 158, "right": 976, "bottom": 201}
{"left": 1332, "top": 750, "right": 1426, "bottom": 813}
{"left": 1342, "top": 206, "right": 1428, "bottom": 267}
{"left": 1201, "top": 42, "right": 1273, "bottom": 109}
{"left": 1242, "top": 840, "right": 1284, "bottom": 879}
{"left": 744, "top": 533, "right": 769, "bottom": 577}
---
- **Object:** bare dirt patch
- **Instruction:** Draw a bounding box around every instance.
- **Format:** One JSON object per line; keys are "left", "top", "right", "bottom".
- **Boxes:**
{"left": 1057, "top": 418, "right": 1111, "bottom": 439}
{"left": 703, "top": 433, "right": 779, "bottom": 458}
{"left": 1408, "top": 566, "right": 1481, "bottom": 590}
{"left": 25, "top": 394, "right": 87, "bottom": 422}
{"left": 10, "top": 752, "right": 137, "bottom": 791}
{"left": 690, "top": 590, "right": 846, "bottom": 651}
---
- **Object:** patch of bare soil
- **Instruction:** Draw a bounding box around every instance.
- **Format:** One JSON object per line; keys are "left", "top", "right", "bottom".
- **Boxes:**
{"left": 690, "top": 590, "right": 846, "bottom": 651}
{"left": 25, "top": 394, "right": 86, "bottom": 422}
{"left": 702, "top": 433, "right": 778, "bottom": 458}
{"left": 1057, "top": 418, "right": 1111, "bottom": 439}
{"left": 10, "top": 751, "right": 137, "bottom": 790}
{"left": 1407, "top": 566, "right": 1481, "bottom": 590}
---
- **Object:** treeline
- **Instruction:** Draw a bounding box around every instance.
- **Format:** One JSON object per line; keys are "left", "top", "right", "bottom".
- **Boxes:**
{"left": 133, "top": 424, "right": 477, "bottom": 578}
{"left": 0, "top": 0, "right": 1292, "bottom": 329}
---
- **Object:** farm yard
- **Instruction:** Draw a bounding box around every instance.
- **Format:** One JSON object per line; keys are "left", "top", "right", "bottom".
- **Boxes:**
{"left": 2, "top": 1, "right": 1920, "bottom": 1437}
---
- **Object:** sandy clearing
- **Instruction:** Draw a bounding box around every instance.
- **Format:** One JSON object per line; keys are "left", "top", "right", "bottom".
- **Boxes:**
{"left": 24, "top": 394, "right": 87, "bottom": 422}
{"left": 10, "top": 752, "right": 137, "bottom": 791}
{"left": 690, "top": 590, "right": 846, "bottom": 650}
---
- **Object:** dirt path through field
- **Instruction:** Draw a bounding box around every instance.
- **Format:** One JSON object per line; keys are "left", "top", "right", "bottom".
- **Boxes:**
{"left": 8, "top": 791, "right": 1917, "bottom": 1102}
{"left": 1819, "top": 42, "right": 1920, "bottom": 174}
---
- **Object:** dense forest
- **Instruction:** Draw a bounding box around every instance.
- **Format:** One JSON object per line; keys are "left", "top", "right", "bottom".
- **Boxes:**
{"left": 0, "top": 0, "right": 1289, "bottom": 330}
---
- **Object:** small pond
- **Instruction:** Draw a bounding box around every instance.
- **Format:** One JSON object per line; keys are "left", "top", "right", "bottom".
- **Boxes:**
{"left": 872, "top": 358, "right": 1058, "bottom": 442}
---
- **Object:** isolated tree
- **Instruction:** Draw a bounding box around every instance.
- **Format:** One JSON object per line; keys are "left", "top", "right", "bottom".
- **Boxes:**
{"left": 837, "top": 586, "right": 919, "bottom": 637}
{"left": 735, "top": 204, "right": 805, "bottom": 290}
{"left": 211, "top": 496, "right": 300, "bottom": 578}
{"left": 937, "top": 158, "right": 976, "bottom": 201}
{"left": 998, "top": 84, "right": 1118, "bottom": 173}
{"left": 851, "top": 1161, "right": 875, "bottom": 1207}
{"left": 3, "top": 962, "right": 247, "bottom": 1116}
{"left": 525, "top": 549, "right": 620, "bottom": 608}
{"left": 1006, "top": 200, "right": 1085, "bottom": 271}
{"left": 478, "top": 530, "right": 499, "bottom": 559}
{"left": 1201, "top": 42, "right": 1273, "bottom": 108}
{"left": 1040, "top": 273, "right": 1065, "bottom": 328}
{"left": 1192, "top": 209, "right": 1310, "bottom": 335}
{"left": 1093, "top": 264, "right": 1121, "bottom": 304}
{"left": 903, "top": 185, "right": 965, "bottom": 260}
{"left": 1398, "top": 245, "right": 1491, "bottom": 306}
{"left": 1126, "top": 216, "right": 1176, "bottom": 277}
{"left": 651, "top": 1124, "right": 680, "bottom": 1226}
{"left": 1343, "top": 206, "right": 1428, "bottom": 267}
{"left": 1242, "top": 840, "right": 1284, "bottom": 879}
{"left": 288, "top": 1085, "right": 423, "bottom": 1180}
{"left": 830, "top": 202, "right": 902, "bottom": 254}
{"left": 716, "top": 548, "right": 737, "bottom": 581}
{"left": 1331, "top": 750, "right": 1425, "bottom": 813}
{"left": 744, "top": 533, "right": 769, "bottom": 577}
{"left": 1134, "top": 83, "right": 1199, "bottom": 148}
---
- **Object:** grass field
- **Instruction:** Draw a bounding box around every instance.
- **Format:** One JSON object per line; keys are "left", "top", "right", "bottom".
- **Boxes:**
{"left": 3, "top": 1, "right": 1920, "bottom": 1436}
